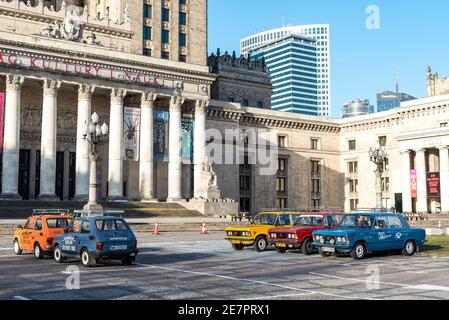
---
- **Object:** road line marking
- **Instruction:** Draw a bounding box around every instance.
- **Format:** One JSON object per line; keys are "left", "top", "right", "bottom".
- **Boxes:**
{"left": 409, "top": 285, "right": 449, "bottom": 292}
{"left": 134, "top": 263, "right": 374, "bottom": 300}
{"left": 242, "top": 293, "right": 316, "bottom": 300}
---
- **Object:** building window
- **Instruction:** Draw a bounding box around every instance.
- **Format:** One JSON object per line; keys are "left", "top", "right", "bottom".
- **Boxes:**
{"left": 348, "top": 140, "right": 356, "bottom": 150}
{"left": 277, "top": 177, "right": 286, "bottom": 192}
{"left": 312, "top": 179, "right": 320, "bottom": 194}
{"left": 179, "top": 54, "right": 187, "bottom": 62}
{"left": 144, "top": 4, "right": 152, "bottom": 18}
{"left": 348, "top": 161, "right": 358, "bottom": 174}
{"left": 143, "top": 26, "right": 152, "bottom": 40}
{"left": 349, "top": 179, "right": 358, "bottom": 193}
{"left": 179, "top": 0, "right": 187, "bottom": 5}
{"left": 179, "top": 33, "right": 187, "bottom": 47}
{"left": 278, "top": 158, "right": 286, "bottom": 172}
{"left": 228, "top": 97, "right": 234, "bottom": 102}
{"left": 162, "top": 8, "right": 170, "bottom": 22}
{"left": 312, "top": 199, "right": 320, "bottom": 211}
{"left": 311, "top": 138, "right": 321, "bottom": 150}
{"left": 378, "top": 136, "right": 387, "bottom": 147}
{"left": 240, "top": 176, "right": 251, "bottom": 191}
{"left": 143, "top": 48, "right": 152, "bottom": 57}
{"left": 381, "top": 177, "right": 390, "bottom": 192}
{"left": 278, "top": 135, "right": 287, "bottom": 148}
{"left": 277, "top": 198, "right": 287, "bottom": 209}
{"left": 350, "top": 199, "right": 359, "bottom": 211}
{"left": 162, "top": 30, "right": 170, "bottom": 44}
{"left": 311, "top": 160, "right": 321, "bottom": 175}
{"left": 382, "top": 158, "right": 390, "bottom": 171}
{"left": 257, "top": 101, "right": 263, "bottom": 108}
{"left": 161, "top": 51, "right": 170, "bottom": 60}
{"left": 242, "top": 99, "right": 249, "bottom": 107}
{"left": 179, "top": 12, "right": 187, "bottom": 25}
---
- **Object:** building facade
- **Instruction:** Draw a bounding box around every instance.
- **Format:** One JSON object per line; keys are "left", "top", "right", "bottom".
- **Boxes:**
{"left": 250, "top": 35, "right": 319, "bottom": 116}
{"left": 240, "top": 25, "right": 331, "bottom": 116}
{"left": 377, "top": 90, "right": 416, "bottom": 112}
{"left": 341, "top": 99, "right": 374, "bottom": 118}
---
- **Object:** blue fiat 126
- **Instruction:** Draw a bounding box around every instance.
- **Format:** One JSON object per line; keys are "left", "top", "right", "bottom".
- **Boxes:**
{"left": 53, "top": 211, "right": 138, "bottom": 267}
{"left": 312, "top": 213, "right": 426, "bottom": 260}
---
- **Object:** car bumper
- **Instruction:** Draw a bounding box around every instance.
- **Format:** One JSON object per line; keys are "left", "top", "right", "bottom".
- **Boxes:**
{"left": 225, "top": 237, "right": 255, "bottom": 246}
{"left": 313, "top": 243, "right": 352, "bottom": 253}
{"left": 270, "top": 239, "right": 302, "bottom": 249}
{"left": 92, "top": 249, "right": 139, "bottom": 261}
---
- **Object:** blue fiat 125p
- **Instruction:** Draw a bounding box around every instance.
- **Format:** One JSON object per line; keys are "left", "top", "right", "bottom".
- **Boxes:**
{"left": 312, "top": 213, "right": 426, "bottom": 260}
{"left": 53, "top": 211, "right": 138, "bottom": 267}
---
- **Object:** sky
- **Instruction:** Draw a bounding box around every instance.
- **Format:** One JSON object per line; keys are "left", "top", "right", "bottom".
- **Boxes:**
{"left": 208, "top": 0, "right": 449, "bottom": 118}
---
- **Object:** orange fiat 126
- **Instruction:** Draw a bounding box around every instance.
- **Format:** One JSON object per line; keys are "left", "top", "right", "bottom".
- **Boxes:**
{"left": 13, "top": 209, "right": 73, "bottom": 259}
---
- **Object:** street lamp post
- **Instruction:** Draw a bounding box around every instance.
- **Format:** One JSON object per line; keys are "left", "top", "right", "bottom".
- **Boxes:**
{"left": 82, "top": 112, "right": 109, "bottom": 211}
{"left": 369, "top": 147, "right": 389, "bottom": 210}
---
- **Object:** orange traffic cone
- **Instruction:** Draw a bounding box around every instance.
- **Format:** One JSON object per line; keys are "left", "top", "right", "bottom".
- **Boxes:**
{"left": 154, "top": 221, "right": 160, "bottom": 236}
{"left": 201, "top": 221, "right": 208, "bottom": 235}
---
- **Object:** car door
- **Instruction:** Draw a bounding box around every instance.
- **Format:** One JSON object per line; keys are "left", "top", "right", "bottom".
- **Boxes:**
{"left": 78, "top": 220, "right": 93, "bottom": 250}
{"left": 22, "top": 218, "right": 36, "bottom": 251}
{"left": 32, "top": 218, "right": 44, "bottom": 248}
{"left": 372, "top": 216, "right": 394, "bottom": 251}
{"left": 386, "top": 216, "right": 407, "bottom": 250}
{"left": 62, "top": 219, "right": 81, "bottom": 256}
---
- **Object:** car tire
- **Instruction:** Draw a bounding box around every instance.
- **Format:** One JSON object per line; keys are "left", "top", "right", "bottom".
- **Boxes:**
{"left": 54, "top": 246, "right": 64, "bottom": 264}
{"left": 275, "top": 247, "right": 287, "bottom": 254}
{"left": 232, "top": 243, "right": 244, "bottom": 251}
{"left": 254, "top": 236, "right": 268, "bottom": 252}
{"left": 121, "top": 256, "right": 133, "bottom": 266}
{"left": 402, "top": 240, "right": 416, "bottom": 257}
{"left": 81, "top": 249, "right": 96, "bottom": 267}
{"left": 318, "top": 249, "right": 331, "bottom": 257}
{"left": 350, "top": 242, "right": 366, "bottom": 260}
{"left": 34, "top": 243, "right": 44, "bottom": 260}
{"left": 13, "top": 239, "right": 22, "bottom": 255}
{"left": 301, "top": 238, "right": 314, "bottom": 256}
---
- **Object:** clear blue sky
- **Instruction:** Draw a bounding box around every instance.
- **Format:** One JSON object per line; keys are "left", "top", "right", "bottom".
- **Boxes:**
{"left": 208, "top": 0, "right": 449, "bottom": 117}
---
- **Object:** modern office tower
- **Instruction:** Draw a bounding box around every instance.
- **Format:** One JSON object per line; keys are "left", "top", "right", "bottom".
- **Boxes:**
{"left": 241, "top": 25, "right": 331, "bottom": 116}
{"left": 377, "top": 90, "right": 416, "bottom": 112}
{"left": 250, "top": 35, "right": 319, "bottom": 115}
{"left": 341, "top": 99, "right": 374, "bottom": 118}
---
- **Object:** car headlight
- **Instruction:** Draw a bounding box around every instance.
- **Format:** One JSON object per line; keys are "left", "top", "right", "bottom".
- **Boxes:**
{"left": 315, "top": 235, "right": 320, "bottom": 241}
{"left": 337, "top": 237, "right": 342, "bottom": 243}
{"left": 330, "top": 239, "right": 335, "bottom": 245}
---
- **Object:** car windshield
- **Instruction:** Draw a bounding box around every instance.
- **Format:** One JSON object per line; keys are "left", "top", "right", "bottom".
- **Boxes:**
{"left": 295, "top": 215, "right": 324, "bottom": 227}
{"left": 46, "top": 218, "right": 72, "bottom": 229}
{"left": 95, "top": 219, "right": 128, "bottom": 231}
{"left": 340, "top": 215, "right": 373, "bottom": 229}
{"left": 251, "top": 214, "right": 277, "bottom": 225}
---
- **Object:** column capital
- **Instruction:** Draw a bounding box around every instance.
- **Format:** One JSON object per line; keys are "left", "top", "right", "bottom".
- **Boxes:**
{"left": 438, "top": 146, "right": 449, "bottom": 151}
{"left": 43, "top": 79, "right": 61, "bottom": 96}
{"left": 5, "top": 74, "right": 25, "bottom": 92}
{"left": 415, "top": 148, "right": 426, "bottom": 154}
{"left": 78, "top": 84, "right": 95, "bottom": 101}
{"left": 195, "top": 99, "right": 209, "bottom": 113}
{"left": 170, "top": 95, "right": 185, "bottom": 112}
{"left": 111, "top": 88, "right": 127, "bottom": 103}
{"left": 400, "top": 149, "right": 412, "bottom": 155}
{"left": 141, "top": 91, "right": 158, "bottom": 108}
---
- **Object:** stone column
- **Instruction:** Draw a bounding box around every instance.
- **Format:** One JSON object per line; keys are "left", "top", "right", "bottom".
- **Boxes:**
{"left": 401, "top": 150, "right": 412, "bottom": 213}
{"left": 74, "top": 84, "right": 95, "bottom": 200}
{"left": 0, "top": 75, "right": 24, "bottom": 199}
{"left": 167, "top": 96, "right": 184, "bottom": 202}
{"left": 108, "top": 88, "right": 126, "bottom": 200}
{"left": 193, "top": 100, "right": 208, "bottom": 199}
{"left": 415, "top": 148, "right": 428, "bottom": 213}
{"left": 439, "top": 146, "right": 449, "bottom": 214}
{"left": 38, "top": 79, "right": 61, "bottom": 200}
{"left": 139, "top": 92, "right": 157, "bottom": 202}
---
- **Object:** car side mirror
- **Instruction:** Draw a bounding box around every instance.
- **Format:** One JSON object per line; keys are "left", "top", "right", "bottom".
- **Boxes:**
{"left": 16, "top": 225, "right": 23, "bottom": 230}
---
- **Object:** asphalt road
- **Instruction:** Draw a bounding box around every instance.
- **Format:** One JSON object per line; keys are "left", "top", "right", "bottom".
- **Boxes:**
{"left": 1, "top": 232, "right": 449, "bottom": 300}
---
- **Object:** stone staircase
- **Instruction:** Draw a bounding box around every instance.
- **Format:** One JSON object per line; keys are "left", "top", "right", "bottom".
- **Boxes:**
{"left": 0, "top": 200, "right": 202, "bottom": 219}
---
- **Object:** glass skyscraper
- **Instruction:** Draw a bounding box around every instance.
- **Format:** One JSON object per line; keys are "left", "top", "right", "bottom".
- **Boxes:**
{"left": 250, "top": 35, "right": 319, "bottom": 115}
{"left": 377, "top": 90, "right": 416, "bottom": 112}
{"left": 240, "top": 25, "right": 331, "bottom": 116}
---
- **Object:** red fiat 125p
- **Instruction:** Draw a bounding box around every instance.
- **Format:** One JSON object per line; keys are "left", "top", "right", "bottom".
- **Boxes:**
{"left": 268, "top": 212, "right": 344, "bottom": 255}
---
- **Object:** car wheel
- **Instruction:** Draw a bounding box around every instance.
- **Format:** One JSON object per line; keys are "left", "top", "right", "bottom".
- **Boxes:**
{"left": 350, "top": 242, "right": 366, "bottom": 260}
{"left": 81, "top": 249, "right": 96, "bottom": 267}
{"left": 232, "top": 243, "right": 244, "bottom": 251}
{"left": 402, "top": 240, "right": 416, "bottom": 257}
{"left": 13, "top": 239, "right": 22, "bottom": 255}
{"left": 121, "top": 256, "right": 133, "bottom": 266}
{"left": 254, "top": 236, "right": 268, "bottom": 252}
{"left": 301, "top": 238, "right": 314, "bottom": 256}
{"left": 54, "top": 246, "right": 64, "bottom": 264}
{"left": 275, "top": 247, "right": 287, "bottom": 254}
{"left": 318, "top": 249, "right": 331, "bottom": 257}
{"left": 34, "top": 243, "right": 44, "bottom": 260}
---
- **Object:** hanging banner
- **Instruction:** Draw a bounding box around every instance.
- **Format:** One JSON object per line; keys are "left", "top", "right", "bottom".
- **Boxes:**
{"left": 410, "top": 169, "right": 417, "bottom": 199}
{"left": 181, "top": 118, "right": 194, "bottom": 161}
{"left": 0, "top": 92, "right": 4, "bottom": 153}
{"left": 123, "top": 107, "right": 141, "bottom": 161}
{"left": 427, "top": 172, "right": 441, "bottom": 198}
{"left": 153, "top": 111, "right": 169, "bottom": 162}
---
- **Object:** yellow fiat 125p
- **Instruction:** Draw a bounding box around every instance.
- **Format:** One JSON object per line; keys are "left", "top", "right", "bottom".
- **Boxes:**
{"left": 225, "top": 211, "right": 303, "bottom": 252}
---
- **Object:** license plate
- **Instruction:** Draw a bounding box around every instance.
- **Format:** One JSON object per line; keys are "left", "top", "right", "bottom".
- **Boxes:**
{"left": 276, "top": 243, "right": 287, "bottom": 248}
{"left": 111, "top": 245, "right": 127, "bottom": 251}
{"left": 322, "top": 247, "right": 335, "bottom": 253}
{"left": 231, "top": 240, "right": 241, "bottom": 244}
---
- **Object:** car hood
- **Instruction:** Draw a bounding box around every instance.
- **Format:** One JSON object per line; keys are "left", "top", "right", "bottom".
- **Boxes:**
{"left": 225, "top": 226, "right": 251, "bottom": 232}
{"left": 270, "top": 226, "right": 317, "bottom": 233}
{"left": 313, "top": 228, "right": 358, "bottom": 237}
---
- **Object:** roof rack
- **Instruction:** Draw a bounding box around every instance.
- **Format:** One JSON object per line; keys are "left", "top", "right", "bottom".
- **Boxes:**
{"left": 259, "top": 208, "right": 307, "bottom": 213}
{"left": 32, "top": 209, "right": 72, "bottom": 216}
{"left": 73, "top": 210, "right": 124, "bottom": 218}
{"left": 351, "top": 208, "right": 396, "bottom": 213}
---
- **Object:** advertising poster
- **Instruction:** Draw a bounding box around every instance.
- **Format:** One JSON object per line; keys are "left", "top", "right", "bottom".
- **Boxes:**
{"left": 427, "top": 172, "right": 441, "bottom": 197}
{"left": 123, "top": 107, "right": 141, "bottom": 161}
{"left": 410, "top": 169, "right": 417, "bottom": 199}
{"left": 181, "top": 118, "right": 194, "bottom": 161}
{"left": 153, "top": 111, "right": 169, "bottom": 162}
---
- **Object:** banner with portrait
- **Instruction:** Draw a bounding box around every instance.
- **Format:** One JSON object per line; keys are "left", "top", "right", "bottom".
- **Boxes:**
{"left": 410, "top": 169, "right": 417, "bottom": 199}
{"left": 123, "top": 107, "right": 141, "bottom": 161}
